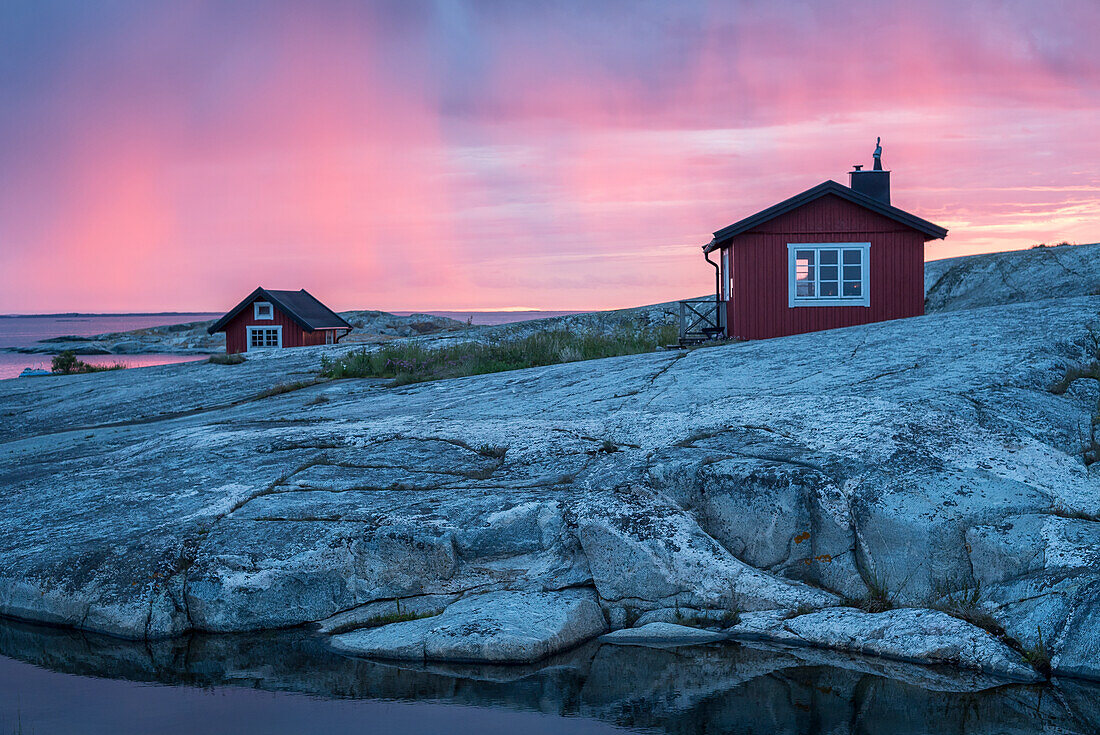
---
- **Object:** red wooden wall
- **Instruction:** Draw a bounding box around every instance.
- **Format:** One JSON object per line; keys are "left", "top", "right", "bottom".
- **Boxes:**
{"left": 724, "top": 194, "right": 927, "bottom": 340}
{"left": 223, "top": 299, "right": 327, "bottom": 354}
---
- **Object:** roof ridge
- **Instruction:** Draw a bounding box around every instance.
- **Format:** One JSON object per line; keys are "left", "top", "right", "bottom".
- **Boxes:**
{"left": 705, "top": 180, "right": 947, "bottom": 252}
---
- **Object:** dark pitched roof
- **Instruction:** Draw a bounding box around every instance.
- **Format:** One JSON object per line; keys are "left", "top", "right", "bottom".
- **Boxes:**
{"left": 703, "top": 180, "right": 948, "bottom": 252}
{"left": 207, "top": 287, "right": 352, "bottom": 335}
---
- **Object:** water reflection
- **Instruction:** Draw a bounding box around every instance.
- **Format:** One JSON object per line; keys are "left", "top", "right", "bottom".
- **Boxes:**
{"left": 0, "top": 618, "right": 1097, "bottom": 734}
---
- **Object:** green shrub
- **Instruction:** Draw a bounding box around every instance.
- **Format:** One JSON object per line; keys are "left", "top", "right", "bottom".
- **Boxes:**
{"left": 320, "top": 325, "right": 679, "bottom": 385}
{"left": 209, "top": 352, "right": 246, "bottom": 365}
{"left": 50, "top": 350, "right": 125, "bottom": 375}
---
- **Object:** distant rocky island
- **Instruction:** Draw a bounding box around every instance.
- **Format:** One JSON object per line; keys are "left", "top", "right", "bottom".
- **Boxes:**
{"left": 1, "top": 242, "right": 1099, "bottom": 685}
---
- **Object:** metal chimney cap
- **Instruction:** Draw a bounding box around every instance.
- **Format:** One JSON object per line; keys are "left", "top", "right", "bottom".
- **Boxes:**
{"left": 852, "top": 164, "right": 863, "bottom": 171}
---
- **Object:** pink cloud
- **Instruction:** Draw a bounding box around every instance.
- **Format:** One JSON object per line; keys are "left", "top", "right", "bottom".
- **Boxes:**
{"left": 0, "top": 1, "right": 1098, "bottom": 313}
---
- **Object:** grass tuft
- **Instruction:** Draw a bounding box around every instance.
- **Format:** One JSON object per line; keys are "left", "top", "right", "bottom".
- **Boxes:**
{"left": 783, "top": 603, "right": 817, "bottom": 620}
{"left": 256, "top": 380, "right": 319, "bottom": 399}
{"left": 1022, "top": 626, "right": 1052, "bottom": 679}
{"left": 476, "top": 444, "right": 507, "bottom": 459}
{"left": 319, "top": 325, "right": 679, "bottom": 385}
{"left": 843, "top": 569, "right": 897, "bottom": 613}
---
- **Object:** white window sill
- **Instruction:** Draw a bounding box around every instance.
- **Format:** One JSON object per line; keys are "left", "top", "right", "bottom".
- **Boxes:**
{"left": 791, "top": 298, "right": 870, "bottom": 307}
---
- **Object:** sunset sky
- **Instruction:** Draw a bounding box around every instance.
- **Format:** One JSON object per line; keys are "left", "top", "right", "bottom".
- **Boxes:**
{"left": 1, "top": 1, "right": 1098, "bottom": 314}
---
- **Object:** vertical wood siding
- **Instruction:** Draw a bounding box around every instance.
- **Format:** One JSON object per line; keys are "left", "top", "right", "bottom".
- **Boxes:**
{"left": 223, "top": 299, "right": 325, "bottom": 353}
{"left": 726, "top": 194, "right": 927, "bottom": 340}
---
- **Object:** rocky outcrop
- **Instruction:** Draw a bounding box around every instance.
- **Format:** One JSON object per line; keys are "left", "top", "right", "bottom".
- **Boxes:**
{"left": 12, "top": 310, "right": 468, "bottom": 355}
{"left": 1, "top": 291, "right": 1098, "bottom": 677}
{"left": 925, "top": 242, "right": 1100, "bottom": 312}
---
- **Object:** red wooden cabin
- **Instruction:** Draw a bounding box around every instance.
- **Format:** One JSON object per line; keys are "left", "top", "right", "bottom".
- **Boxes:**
{"left": 690, "top": 146, "right": 947, "bottom": 342}
{"left": 208, "top": 287, "right": 352, "bottom": 354}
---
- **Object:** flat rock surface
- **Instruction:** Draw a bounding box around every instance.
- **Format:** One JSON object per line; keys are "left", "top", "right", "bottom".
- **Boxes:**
{"left": 601, "top": 622, "right": 725, "bottom": 646}
{"left": 328, "top": 589, "right": 607, "bottom": 663}
{"left": 729, "top": 608, "right": 1041, "bottom": 682}
{"left": 1, "top": 287, "right": 1098, "bottom": 674}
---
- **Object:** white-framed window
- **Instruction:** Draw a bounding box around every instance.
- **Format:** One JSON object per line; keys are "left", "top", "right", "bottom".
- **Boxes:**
{"left": 720, "top": 249, "right": 730, "bottom": 301}
{"left": 247, "top": 325, "right": 282, "bottom": 350}
{"left": 788, "top": 243, "right": 870, "bottom": 307}
{"left": 325, "top": 330, "right": 335, "bottom": 345}
{"left": 254, "top": 301, "right": 274, "bottom": 320}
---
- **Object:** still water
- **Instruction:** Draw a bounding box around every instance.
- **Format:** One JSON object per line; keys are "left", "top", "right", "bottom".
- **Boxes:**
{"left": 1, "top": 618, "right": 1097, "bottom": 735}
{"left": 0, "top": 313, "right": 221, "bottom": 379}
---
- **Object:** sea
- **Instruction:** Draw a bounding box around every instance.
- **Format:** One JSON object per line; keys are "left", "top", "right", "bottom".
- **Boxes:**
{"left": 0, "top": 310, "right": 579, "bottom": 380}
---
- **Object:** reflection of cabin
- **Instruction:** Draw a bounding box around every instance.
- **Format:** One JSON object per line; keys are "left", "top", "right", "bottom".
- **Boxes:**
{"left": 208, "top": 287, "right": 351, "bottom": 354}
{"left": 681, "top": 144, "right": 948, "bottom": 343}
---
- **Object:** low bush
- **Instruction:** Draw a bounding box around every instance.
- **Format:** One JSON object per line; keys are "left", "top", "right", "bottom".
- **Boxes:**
{"left": 51, "top": 350, "right": 125, "bottom": 375}
{"left": 209, "top": 353, "right": 246, "bottom": 365}
{"left": 320, "top": 324, "right": 679, "bottom": 385}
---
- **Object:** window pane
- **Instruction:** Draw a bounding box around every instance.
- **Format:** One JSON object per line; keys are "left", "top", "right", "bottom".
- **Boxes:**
{"left": 820, "top": 281, "right": 839, "bottom": 297}
{"left": 819, "top": 250, "right": 838, "bottom": 265}
{"left": 795, "top": 250, "right": 815, "bottom": 265}
{"left": 843, "top": 265, "right": 861, "bottom": 280}
{"left": 797, "top": 281, "right": 815, "bottom": 297}
{"left": 843, "top": 282, "right": 861, "bottom": 296}
{"left": 820, "top": 265, "right": 838, "bottom": 280}
{"left": 843, "top": 250, "right": 861, "bottom": 265}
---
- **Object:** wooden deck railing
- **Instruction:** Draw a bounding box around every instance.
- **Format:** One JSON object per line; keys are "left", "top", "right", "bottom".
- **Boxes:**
{"left": 678, "top": 298, "right": 725, "bottom": 345}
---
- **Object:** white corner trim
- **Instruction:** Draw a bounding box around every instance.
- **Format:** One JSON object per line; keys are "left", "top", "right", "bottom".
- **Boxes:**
{"left": 254, "top": 301, "right": 274, "bottom": 320}
{"left": 787, "top": 242, "right": 871, "bottom": 308}
{"left": 246, "top": 325, "right": 282, "bottom": 351}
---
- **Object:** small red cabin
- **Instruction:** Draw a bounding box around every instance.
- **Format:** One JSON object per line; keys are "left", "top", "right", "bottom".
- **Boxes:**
{"left": 695, "top": 146, "right": 947, "bottom": 341}
{"left": 208, "top": 287, "right": 352, "bottom": 354}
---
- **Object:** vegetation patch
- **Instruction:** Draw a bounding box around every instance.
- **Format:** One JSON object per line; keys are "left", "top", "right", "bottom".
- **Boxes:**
{"left": 1021, "top": 627, "right": 1052, "bottom": 679}
{"left": 50, "top": 350, "right": 125, "bottom": 375}
{"left": 319, "top": 325, "right": 679, "bottom": 385}
{"left": 930, "top": 578, "right": 1052, "bottom": 678}
{"left": 843, "top": 569, "right": 897, "bottom": 613}
{"left": 255, "top": 380, "right": 320, "bottom": 399}
{"left": 930, "top": 579, "right": 1003, "bottom": 637}
{"left": 475, "top": 444, "right": 507, "bottom": 459}
{"left": 209, "top": 353, "right": 246, "bottom": 365}
{"left": 783, "top": 603, "right": 817, "bottom": 620}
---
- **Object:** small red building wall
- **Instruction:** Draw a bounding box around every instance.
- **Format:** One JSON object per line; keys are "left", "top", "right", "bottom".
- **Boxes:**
{"left": 223, "top": 298, "right": 328, "bottom": 354}
{"left": 724, "top": 194, "right": 927, "bottom": 341}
